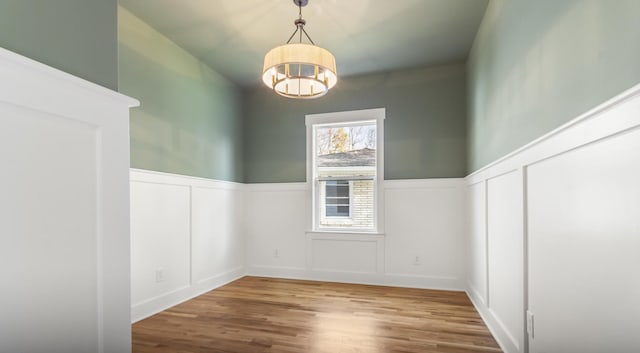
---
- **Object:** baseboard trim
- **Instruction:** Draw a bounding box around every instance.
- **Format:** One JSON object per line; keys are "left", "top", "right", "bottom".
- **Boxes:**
{"left": 466, "top": 283, "right": 520, "bottom": 353}
{"left": 247, "top": 266, "right": 464, "bottom": 291}
{"left": 131, "top": 267, "right": 245, "bottom": 323}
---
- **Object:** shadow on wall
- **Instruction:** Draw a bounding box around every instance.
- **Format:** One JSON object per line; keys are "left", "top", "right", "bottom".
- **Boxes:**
{"left": 118, "top": 7, "right": 244, "bottom": 182}
{"left": 467, "top": 0, "right": 640, "bottom": 172}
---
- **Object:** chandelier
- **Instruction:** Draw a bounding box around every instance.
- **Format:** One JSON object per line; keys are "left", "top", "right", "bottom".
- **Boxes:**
{"left": 262, "top": 0, "right": 337, "bottom": 99}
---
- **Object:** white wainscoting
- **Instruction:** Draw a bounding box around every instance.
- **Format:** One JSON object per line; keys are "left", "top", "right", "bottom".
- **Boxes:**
{"left": 467, "top": 181, "right": 488, "bottom": 305}
{"left": 0, "top": 47, "right": 138, "bottom": 353}
{"left": 129, "top": 169, "right": 245, "bottom": 322}
{"left": 466, "top": 83, "right": 640, "bottom": 353}
{"left": 246, "top": 179, "right": 466, "bottom": 290}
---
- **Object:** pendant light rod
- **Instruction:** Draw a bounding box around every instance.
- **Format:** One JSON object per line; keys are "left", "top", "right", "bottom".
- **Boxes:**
{"left": 301, "top": 27, "right": 315, "bottom": 45}
{"left": 285, "top": 0, "right": 315, "bottom": 45}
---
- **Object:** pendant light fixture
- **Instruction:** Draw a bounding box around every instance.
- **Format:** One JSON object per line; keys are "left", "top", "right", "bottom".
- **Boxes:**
{"left": 262, "top": 0, "right": 337, "bottom": 99}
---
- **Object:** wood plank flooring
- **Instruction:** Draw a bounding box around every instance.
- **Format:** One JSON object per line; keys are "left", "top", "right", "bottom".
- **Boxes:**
{"left": 132, "top": 276, "right": 502, "bottom": 353}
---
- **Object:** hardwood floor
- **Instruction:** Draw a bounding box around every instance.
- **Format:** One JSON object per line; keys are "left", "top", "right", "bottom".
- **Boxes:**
{"left": 132, "top": 277, "right": 502, "bottom": 353}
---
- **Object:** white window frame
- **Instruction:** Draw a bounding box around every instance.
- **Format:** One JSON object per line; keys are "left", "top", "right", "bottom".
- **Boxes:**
{"left": 305, "top": 108, "right": 385, "bottom": 234}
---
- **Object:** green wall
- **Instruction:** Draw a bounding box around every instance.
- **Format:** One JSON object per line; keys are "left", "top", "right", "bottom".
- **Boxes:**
{"left": 6, "top": 1, "right": 638, "bottom": 182}
{"left": 0, "top": 0, "right": 118, "bottom": 90}
{"left": 468, "top": 0, "right": 640, "bottom": 172}
{"left": 119, "top": 7, "right": 243, "bottom": 182}
{"left": 243, "top": 64, "right": 467, "bottom": 183}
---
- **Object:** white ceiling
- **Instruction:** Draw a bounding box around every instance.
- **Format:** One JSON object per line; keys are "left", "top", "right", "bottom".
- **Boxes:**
{"left": 120, "top": 0, "right": 489, "bottom": 86}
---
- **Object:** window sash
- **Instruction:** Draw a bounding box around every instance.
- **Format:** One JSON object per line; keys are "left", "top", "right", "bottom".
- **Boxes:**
{"left": 306, "top": 108, "right": 385, "bottom": 233}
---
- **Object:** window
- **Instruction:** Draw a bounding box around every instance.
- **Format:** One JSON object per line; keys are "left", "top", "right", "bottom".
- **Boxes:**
{"left": 325, "top": 180, "right": 350, "bottom": 217}
{"left": 306, "top": 108, "right": 385, "bottom": 233}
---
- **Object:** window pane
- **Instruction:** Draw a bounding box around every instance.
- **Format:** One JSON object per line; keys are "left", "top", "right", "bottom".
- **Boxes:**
{"left": 316, "top": 125, "right": 376, "bottom": 168}
{"left": 318, "top": 179, "right": 374, "bottom": 229}
{"left": 326, "top": 205, "right": 349, "bottom": 217}
{"left": 314, "top": 119, "right": 378, "bottom": 231}
{"left": 326, "top": 186, "right": 348, "bottom": 197}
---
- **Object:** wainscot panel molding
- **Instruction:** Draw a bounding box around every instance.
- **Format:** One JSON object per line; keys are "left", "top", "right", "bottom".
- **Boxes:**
{"left": 0, "top": 47, "right": 138, "bottom": 353}
{"left": 130, "top": 169, "right": 246, "bottom": 323}
{"left": 466, "top": 82, "right": 640, "bottom": 353}
{"left": 246, "top": 179, "right": 466, "bottom": 290}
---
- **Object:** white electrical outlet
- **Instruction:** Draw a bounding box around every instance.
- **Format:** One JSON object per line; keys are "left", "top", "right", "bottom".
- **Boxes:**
{"left": 155, "top": 268, "right": 164, "bottom": 283}
{"left": 274, "top": 249, "right": 279, "bottom": 258}
{"left": 526, "top": 310, "right": 534, "bottom": 338}
{"left": 413, "top": 256, "right": 421, "bottom": 265}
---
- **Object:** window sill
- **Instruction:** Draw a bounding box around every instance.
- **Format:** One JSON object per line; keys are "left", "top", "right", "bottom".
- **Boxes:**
{"left": 306, "top": 230, "right": 385, "bottom": 237}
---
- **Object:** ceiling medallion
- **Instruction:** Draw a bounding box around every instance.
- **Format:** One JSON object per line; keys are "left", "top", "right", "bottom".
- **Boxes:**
{"left": 262, "top": 0, "right": 337, "bottom": 99}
